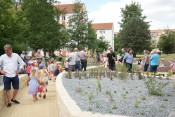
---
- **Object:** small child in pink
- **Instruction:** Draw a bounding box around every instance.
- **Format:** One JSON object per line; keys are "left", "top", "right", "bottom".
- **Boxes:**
{"left": 26, "top": 63, "right": 32, "bottom": 76}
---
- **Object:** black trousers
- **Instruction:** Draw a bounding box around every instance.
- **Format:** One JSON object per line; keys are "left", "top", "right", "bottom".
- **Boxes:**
{"left": 109, "top": 62, "right": 116, "bottom": 71}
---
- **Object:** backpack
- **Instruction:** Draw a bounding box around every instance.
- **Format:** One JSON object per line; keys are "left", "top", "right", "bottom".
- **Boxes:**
{"left": 171, "top": 63, "right": 175, "bottom": 71}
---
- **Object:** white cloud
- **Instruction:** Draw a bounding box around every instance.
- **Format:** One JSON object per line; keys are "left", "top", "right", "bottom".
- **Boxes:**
{"left": 88, "top": 0, "right": 175, "bottom": 32}
{"left": 58, "top": 0, "right": 175, "bottom": 31}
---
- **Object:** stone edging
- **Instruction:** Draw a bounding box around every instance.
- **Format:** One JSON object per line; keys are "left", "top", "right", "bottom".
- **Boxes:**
{"left": 0, "top": 74, "right": 28, "bottom": 110}
{"left": 56, "top": 72, "right": 130, "bottom": 117}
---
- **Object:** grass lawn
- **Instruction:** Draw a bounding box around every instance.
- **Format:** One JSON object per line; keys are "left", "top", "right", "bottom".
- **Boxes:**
{"left": 136, "top": 54, "right": 175, "bottom": 60}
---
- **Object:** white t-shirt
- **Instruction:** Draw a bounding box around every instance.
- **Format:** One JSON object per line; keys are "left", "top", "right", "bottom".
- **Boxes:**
{"left": 68, "top": 52, "right": 76, "bottom": 65}
{"left": 49, "top": 63, "right": 54, "bottom": 71}
{"left": 0, "top": 53, "right": 26, "bottom": 77}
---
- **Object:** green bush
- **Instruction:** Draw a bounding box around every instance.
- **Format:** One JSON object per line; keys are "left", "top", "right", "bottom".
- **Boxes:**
{"left": 145, "top": 78, "right": 168, "bottom": 96}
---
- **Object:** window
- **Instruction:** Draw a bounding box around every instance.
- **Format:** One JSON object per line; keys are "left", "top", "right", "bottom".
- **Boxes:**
{"left": 99, "top": 36, "right": 105, "bottom": 40}
{"left": 99, "top": 30, "right": 105, "bottom": 33}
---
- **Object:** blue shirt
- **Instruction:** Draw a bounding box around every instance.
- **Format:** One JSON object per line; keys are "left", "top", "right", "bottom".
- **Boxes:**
{"left": 150, "top": 54, "right": 159, "bottom": 66}
{"left": 123, "top": 53, "right": 133, "bottom": 64}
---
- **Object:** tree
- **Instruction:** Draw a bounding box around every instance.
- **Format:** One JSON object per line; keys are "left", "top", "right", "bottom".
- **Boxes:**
{"left": 157, "top": 31, "right": 175, "bottom": 54}
{"left": 68, "top": 1, "right": 98, "bottom": 49}
{"left": 21, "top": 0, "right": 63, "bottom": 57}
{"left": 0, "top": 0, "right": 25, "bottom": 54}
{"left": 114, "top": 33, "right": 122, "bottom": 52}
{"left": 118, "top": 2, "right": 151, "bottom": 54}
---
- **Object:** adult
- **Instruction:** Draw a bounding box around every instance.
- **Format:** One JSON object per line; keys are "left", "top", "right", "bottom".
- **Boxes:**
{"left": 79, "top": 47, "right": 88, "bottom": 71}
{"left": 123, "top": 48, "right": 133, "bottom": 72}
{"left": 150, "top": 49, "right": 159, "bottom": 77}
{"left": 68, "top": 48, "right": 76, "bottom": 71}
{"left": 97, "top": 51, "right": 101, "bottom": 65}
{"left": 74, "top": 48, "right": 81, "bottom": 71}
{"left": 142, "top": 50, "right": 149, "bottom": 72}
{"left": 120, "top": 48, "right": 126, "bottom": 63}
{"left": 35, "top": 49, "right": 43, "bottom": 65}
{"left": 58, "top": 50, "right": 62, "bottom": 61}
{"left": 0, "top": 44, "right": 26, "bottom": 107}
{"left": 20, "top": 51, "right": 25, "bottom": 60}
{"left": 107, "top": 47, "right": 116, "bottom": 71}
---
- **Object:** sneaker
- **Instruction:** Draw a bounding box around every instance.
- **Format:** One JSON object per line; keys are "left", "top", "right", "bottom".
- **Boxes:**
{"left": 11, "top": 99, "right": 20, "bottom": 104}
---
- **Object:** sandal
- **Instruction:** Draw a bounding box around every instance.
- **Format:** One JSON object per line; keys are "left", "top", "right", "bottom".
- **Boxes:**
{"left": 43, "top": 94, "right": 46, "bottom": 99}
{"left": 11, "top": 99, "right": 20, "bottom": 104}
{"left": 7, "top": 103, "right": 11, "bottom": 107}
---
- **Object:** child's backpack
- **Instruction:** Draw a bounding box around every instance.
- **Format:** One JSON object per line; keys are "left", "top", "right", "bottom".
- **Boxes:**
{"left": 171, "top": 63, "right": 175, "bottom": 72}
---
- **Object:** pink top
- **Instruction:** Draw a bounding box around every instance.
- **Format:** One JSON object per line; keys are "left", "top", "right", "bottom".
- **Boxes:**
{"left": 27, "top": 65, "right": 32, "bottom": 73}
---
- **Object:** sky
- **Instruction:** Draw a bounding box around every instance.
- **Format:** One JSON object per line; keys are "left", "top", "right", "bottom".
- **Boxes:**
{"left": 58, "top": 0, "right": 175, "bottom": 32}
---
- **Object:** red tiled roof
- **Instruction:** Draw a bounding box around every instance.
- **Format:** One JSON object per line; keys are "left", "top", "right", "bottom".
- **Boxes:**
{"left": 92, "top": 23, "right": 113, "bottom": 30}
{"left": 54, "top": 3, "right": 84, "bottom": 14}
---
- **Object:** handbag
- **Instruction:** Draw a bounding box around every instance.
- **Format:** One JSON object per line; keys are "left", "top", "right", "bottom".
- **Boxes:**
{"left": 38, "top": 85, "right": 43, "bottom": 92}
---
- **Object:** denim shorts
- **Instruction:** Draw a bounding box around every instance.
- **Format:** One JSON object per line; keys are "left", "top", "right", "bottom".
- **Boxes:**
{"left": 144, "top": 64, "right": 149, "bottom": 72}
{"left": 3, "top": 75, "right": 19, "bottom": 90}
{"left": 150, "top": 65, "right": 158, "bottom": 73}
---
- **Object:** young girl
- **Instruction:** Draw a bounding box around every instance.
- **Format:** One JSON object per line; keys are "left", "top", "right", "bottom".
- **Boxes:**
{"left": 38, "top": 64, "right": 49, "bottom": 99}
{"left": 170, "top": 59, "right": 175, "bottom": 74}
{"left": 27, "top": 68, "right": 38, "bottom": 102}
{"left": 138, "top": 59, "right": 142, "bottom": 72}
{"left": 48, "top": 61, "right": 55, "bottom": 80}
{"left": 103, "top": 56, "right": 108, "bottom": 70}
{"left": 64, "top": 59, "right": 69, "bottom": 71}
{"left": 33, "top": 62, "right": 39, "bottom": 71}
{"left": 159, "top": 58, "right": 165, "bottom": 71}
{"left": 26, "top": 63, "right": 32, "bottom": 76}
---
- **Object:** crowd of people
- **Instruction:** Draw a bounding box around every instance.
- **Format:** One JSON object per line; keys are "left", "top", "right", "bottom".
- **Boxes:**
{"left": 0, "top": 44, "right": 175, "bottom": 107}
{"left": 0, "top": 44, "right": 64, "bottom": 106}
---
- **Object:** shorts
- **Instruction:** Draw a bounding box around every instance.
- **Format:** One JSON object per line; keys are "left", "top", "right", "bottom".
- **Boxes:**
{"left": 3, "top": 75, "right": 19, "bottom": 90}
{"left": 54, "top": 69, "right": 59, "bottom": 76}
{"left": 150, "top": 65, "right": 158, "bottom": 73}
{"left": 144, "top": 64, "right": 149, "bottom": 72}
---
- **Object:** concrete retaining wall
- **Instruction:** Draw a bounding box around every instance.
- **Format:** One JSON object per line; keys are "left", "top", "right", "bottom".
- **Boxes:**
{"left": 0, "top": 74, "right": 28, "bottom": 110}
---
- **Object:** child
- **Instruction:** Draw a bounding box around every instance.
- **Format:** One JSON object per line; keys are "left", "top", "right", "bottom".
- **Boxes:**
{"left": 38, "top": 64, "right": 49, "bottom": 99}
{"left": 41, "top": 58, "right": 46, "bottom": 67}
{"left": 64, "top": 59, "right": 69, "bottom": 71}
{"left": 138, "top": 59, "right": 142, "bottom": 72}
{"left": 170, "top": 59, "right": 175, "bottom": 74}
{"left": 103, "top": 56, "right": 108, "bottom": 70}
{"left": 53, "top": 62, "right": 60, "bottom": 82}
{"left": 26, "top": 63, "right": 32, "bottom": 76}
{"left": 33, "top": 62, "right": 39, "bottom": 71}
{"left": 159, "top": 58, "right": 165, "bottom": 71}
{"left": 27, "top": 68, "right": 38, "bottom": 102}
{"left": 48, "top": 61, "right": 54, "bottom": 80}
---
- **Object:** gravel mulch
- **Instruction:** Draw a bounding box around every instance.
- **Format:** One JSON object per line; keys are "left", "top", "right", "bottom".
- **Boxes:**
{"left": 62, "top": 75, "right": 175, "bottom": 117}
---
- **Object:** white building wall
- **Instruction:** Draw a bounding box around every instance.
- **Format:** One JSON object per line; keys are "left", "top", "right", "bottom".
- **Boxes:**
{"left": 96, "top": 29, "right": 114, "bottom": 49}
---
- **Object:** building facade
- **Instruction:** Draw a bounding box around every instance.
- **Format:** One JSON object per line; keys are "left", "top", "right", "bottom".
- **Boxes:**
{"left": 54, "top": 3, "right": 85, "bottom": 28}
{"left": 92, "top": 23, "right": 114, "bottom": 49}
{"left": 114, "top": 29, "right": 175, "bottom": 47}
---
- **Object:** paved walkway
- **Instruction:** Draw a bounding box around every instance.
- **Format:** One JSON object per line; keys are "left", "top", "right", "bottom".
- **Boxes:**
{"left": 0, "top": 81, "right": 59, "bottom": 117}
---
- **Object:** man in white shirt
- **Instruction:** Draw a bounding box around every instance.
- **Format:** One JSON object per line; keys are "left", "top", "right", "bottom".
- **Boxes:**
{"left": 0, "top": 44, "right": 26, "bottom": 107}
{"left": 68, "top": 48, "right": 76, "bottom": 71}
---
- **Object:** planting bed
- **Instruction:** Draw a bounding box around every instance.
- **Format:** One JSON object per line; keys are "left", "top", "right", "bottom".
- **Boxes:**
{"left": 62, "top": 75, "right": 175, "bottom": 117}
